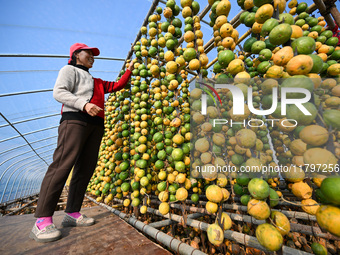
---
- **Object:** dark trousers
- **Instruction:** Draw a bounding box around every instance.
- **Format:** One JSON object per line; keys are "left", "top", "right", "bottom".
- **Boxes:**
{"left": 35, "top": 120, "right": 104, "bottom": 217}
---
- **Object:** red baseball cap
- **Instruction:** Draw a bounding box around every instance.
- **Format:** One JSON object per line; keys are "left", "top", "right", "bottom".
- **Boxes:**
{"left": 68, "top": 43, "right": 100, "bottom": 63}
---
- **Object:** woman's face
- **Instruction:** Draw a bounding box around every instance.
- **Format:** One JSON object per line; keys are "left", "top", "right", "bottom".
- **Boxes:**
{"left": 76, "top": 49, "right": 94, "bottom": 68}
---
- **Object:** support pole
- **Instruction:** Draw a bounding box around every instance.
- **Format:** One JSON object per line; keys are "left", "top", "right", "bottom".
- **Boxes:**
{"left": 312, "top": 0, "right": 335, "bottom": 29}
{"left": 145, "top": 207, "right": 312, "bottom": 255}
{"left": 149, "top": 199, "right": 339, "bottom": 241}
{"left": 323, "top": 0, "right": 340, "bottom": 28}
{"left": 86, "top": 195, "right": 207, "bottom": 255}
{"left": 4, "top": 198, "right": 38, "bottom": 216}
{"left": 120, "top": 0, "right": 161, "bottom": 73}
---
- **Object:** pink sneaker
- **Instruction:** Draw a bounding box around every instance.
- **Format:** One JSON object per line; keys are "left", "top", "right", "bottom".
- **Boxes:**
{"left": 61, "top": 213, "right": 95, "bottom": 227}
{"left": 29, "top": 223, "right": 61, "bottom": 242}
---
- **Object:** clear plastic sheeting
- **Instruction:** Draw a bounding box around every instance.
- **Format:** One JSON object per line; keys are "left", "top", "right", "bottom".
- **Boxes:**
{"left": 0, "top": 0, "right": 236, "bottom": 203}
{"left": 0, "top": 0, "right": 160, "bottom": 203}
{"left": 0, "top": 58, "right": 134, "bottom": 202}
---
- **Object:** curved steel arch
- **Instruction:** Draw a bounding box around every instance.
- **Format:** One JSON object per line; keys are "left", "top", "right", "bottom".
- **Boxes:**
{"left": 13, "top": 151, "right": 54, "bottom": 199}
{"left": 8, "top": 163, "right": 47, "bottom": 201}
{"left": 0, "top": 159, "right": 45, "bottom": 202}
{"left": 0, "top": 113, "right": 60, "bottom": 129}
{"left": 0, "top": 125, "right": 58, "bottom": 144}
{"left": 0, "top": 142, "right": 55, "bottom": 168}
{"left": 2, "top": 165, "right": 45, "bottom": 202}
{"left": 0, "top": 150, "right": 35, "bottom": 168}
{"left": 31, "top": 176, "right": 44, "bottom": 194}
{"left": 0, "top": 135, "right": 57, "bottom": 156}
{"left": 20, "top": 168, "right": 46, "bottom": 198}
{"left": 0, "top": 154, "right": 39, "bottom": 184}
{"left": 17, "top": 168, "right": 45, "bottom": 199}
{"left": 0, "top": 147, "right": 54, "bottom": 185}
{"left": 26, "top": 169, "right": 47, "bottom": 196}
{"left": 6, "top": 160, "right": 43, "bottom": 200}
{"left": 28, "top": 176, "right": 42, "bottom": 195}
{"left": 14, "top": 164, "right": 50, "bottom": 200}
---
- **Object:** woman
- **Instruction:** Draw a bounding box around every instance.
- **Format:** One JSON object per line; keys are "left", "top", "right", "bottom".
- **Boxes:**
{"left": 29, "top": 43, "right": 133, "bottom": 242}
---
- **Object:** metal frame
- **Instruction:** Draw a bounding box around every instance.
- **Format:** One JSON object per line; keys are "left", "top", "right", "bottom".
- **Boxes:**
{"left": 1, "top": 149, "right": 53, "bottom": 202}
{"left": 158, "top": 0, "right": 210, "bottom": 26}
{"left": 27, "top": 171, "right": 45, "bottom": 195}
{"left": 0, "top": 143, "right": 55, "bottom": 168}
{"left": 0, "top": 112, "right": 50, "bottom": 166}
{"left": 0, "top": 113, "right": 59, "bottom": 128}
{"left": 0, "top": 53, "right": 125, "bottom": 61}
{"left": 16, "top": 169, "right": 42, "bottom": 199}
{"left": 0, "top": 16, "right": 135, "bottom": 203}
{"left": 5, "top": 161, "right": 45, "bottom": 202}
{"left": 1, "top": 165, "right": 45, "bottom": 203}
{"left": 0, "top": 159, "right": 46, "bottom": 202}
{"left": 0, "top": 147, "right": 54, "bottom": 183}
{"left": 14, "top": 165, "right": 49, "bottom": 199}
{"left": 0, "top": 125, "right": 58, "bottom": 143}
{"left": 0, "top": 89, "right": 53, "bottom": 98}
{"left": 28, "top": 178, "right": 41, "bottom": 195}
{"left": 19, "top": 169, "right": 45, "bottom": 198}
{"left": 0, "top": 154, "right": 41, "bottom": 183}
{"left": 0, "top": 135, "right": 57, "bottom": 156}
{"left": 0, "top": 150, "right": 35, "bottom": 168}
{"left": 24, "top": 171, "right": 43, "bottom": 193}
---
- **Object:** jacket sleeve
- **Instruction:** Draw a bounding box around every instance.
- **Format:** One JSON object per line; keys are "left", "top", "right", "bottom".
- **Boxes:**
{"left": 103, "top": 69, "right": 132, "bottom": 94}
{"left": 53, "top": 66, "right": 88, "bottom": 111}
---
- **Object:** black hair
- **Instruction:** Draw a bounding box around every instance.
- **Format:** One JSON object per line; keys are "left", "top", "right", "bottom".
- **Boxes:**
{"left": 69, "top": 49, "right": 82, "bottom": 66}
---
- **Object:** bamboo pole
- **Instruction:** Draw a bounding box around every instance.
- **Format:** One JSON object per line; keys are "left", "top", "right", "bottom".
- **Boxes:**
{"left": 176, "top": 199, "right": 317, "bottom": 221}
{"left": 312, "top": 0, "right": 336, "bottom": 29}
{"left": 230, "top": 10, "right": 246, "bottom": 26}
{"left": 149, "top": 199, "right": 340, "bottom": 241}
{"left": 178, "top": 4, "right": 212, "bottom": 46}
{"left": 205, "top": 28, "right": 252, "bottom": 70}
{"left": 5, "top": 198, "right": 38, "bottom": 216}
{"left": 146, "top": 194, "right": 316, "bottom": 221}
{"left": 86, "top": 196, "right": 207, "bottom": 255}
{"left": 205, "top": 1, "right": 318, "bottom": 74}
{"left": 148, "top": 219, "right": 175, "bottom": 228}
{"left": 189, "top": 9, "right": 246, "bottom": 75}
{"left": 205, "top": 57, "right": 218, "bottom": 70}
{"left": 203, "top": 38, "right": 214, "bottom": 50}
{"left": 324, "top": 0, "right": 340, "bottom": 28}
{"left": 182, "top": 9, "right": 247, "bottom": 81}
{"left": 202, "top": 9, "right": 246, "bottom": 56}
{"left": 330, "top": 7, "right": 340, "bottom": 28}
{"left": 222, "top": 203, "right": 317, "bottom": 221}
{"left": 204, "top": 40, "right": 216, "bottom": 54}
{"left": 120, "top": 0, "right": 160, "bottom": 73}
{"left": 146, "top": 206, "right": 313, "bottom": 255}
{"left": 294, "top": 3, "right": 317, "bottom": 22}
{"left": 101, "top": 196, "right": 328, "bottom": 251}
{"left": 149, "top": 213, "right": 204, "bottom": 228}
{"left": 236, "top": 29, "right": 252, "bottom": 46}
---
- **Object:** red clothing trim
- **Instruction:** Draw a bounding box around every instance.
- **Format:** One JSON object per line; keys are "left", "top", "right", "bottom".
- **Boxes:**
{"left": 331, "top": 24, "right": 340, "bottom": 45}
{"left": 90, "top": 69, "right": 132, "bottom": 119}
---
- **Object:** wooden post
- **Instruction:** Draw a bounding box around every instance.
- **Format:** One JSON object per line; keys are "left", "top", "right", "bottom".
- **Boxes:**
{"left": 324, "top": 0, "right": 340, "bottom": 28}
{"left": 313, "top": 0, "right": 336, "bottom": 29}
